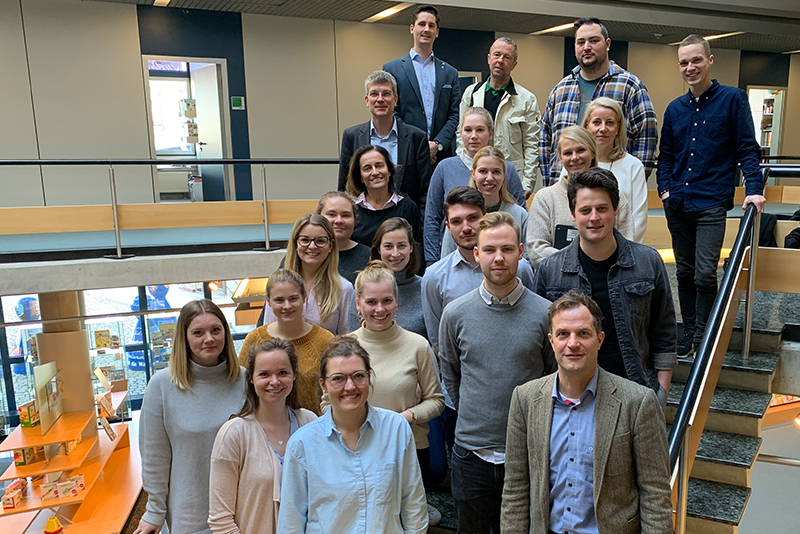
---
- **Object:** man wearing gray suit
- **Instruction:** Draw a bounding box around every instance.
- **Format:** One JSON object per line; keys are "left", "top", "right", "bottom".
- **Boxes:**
{"left": 383, "top": 5, "right": 461, "bottom": 165}
{"left": 338, "top": 70, "right": 431, "bottom": 213}
{"left": 502, "top": 290, "right": 673, "bottom": 534}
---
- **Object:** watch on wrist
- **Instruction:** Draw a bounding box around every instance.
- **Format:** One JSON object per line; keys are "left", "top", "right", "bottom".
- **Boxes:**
{"left": 436, "top": 142, "right": 444, "bottom": 152}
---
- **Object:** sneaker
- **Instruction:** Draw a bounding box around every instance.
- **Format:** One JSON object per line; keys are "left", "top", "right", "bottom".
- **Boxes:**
{"left": 677, "top": 331, "right": 694, "bottom": 357}
{"left": 427, "top": 503, "right": 442, "bottom": 526}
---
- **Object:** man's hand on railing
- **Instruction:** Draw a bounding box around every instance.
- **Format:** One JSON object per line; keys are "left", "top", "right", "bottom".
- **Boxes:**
{"left": 742, "top": 194, "right": 766, "bottom": 213}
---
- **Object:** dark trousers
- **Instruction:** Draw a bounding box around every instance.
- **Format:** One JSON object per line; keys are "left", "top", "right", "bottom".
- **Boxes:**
{"left": 442, "top": 406, "right": 458, "bottom": 461}
{"left": 416, "top": 447, "right": 432, "bottom": 489}
{"left": 450, "top": 444, "right": 504, "bottom": 534}
{"left": 664, "top": 202, "right": 727, "bottom": 343}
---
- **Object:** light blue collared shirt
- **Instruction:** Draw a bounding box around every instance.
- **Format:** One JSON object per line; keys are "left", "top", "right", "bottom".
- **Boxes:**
{"left": 421, "top": 250, "right": 537, "bottom": 408}
{"left": 549, "top": 370, "right": 599, "bottom": 534}
{"left": 409, "top": 49, "right": 436, "bottom": 137}
{"left": 278, "top": 404, "right": 428, "bottom": 534}
{"left": 370, "top": 118, "right": 399, "bottom": 165}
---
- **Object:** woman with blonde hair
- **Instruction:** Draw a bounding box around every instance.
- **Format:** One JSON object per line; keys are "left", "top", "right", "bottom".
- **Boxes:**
{"left": 209, "top": 338, "right": 316, "bottom": 534}
{"left": 440, "top": 146, "right": 529, "bottom": 257}
{"left": 135, "top": 299, "right": 245, "bottom": 534}
{"left": 315, "top": 191, "right": 371, "bottom": 284}
{"left": 423, "top": 107, "right": 526, "bottom": 264}
{"left": 526, "top": 125, "right": 634, "bottom": 267}
{"left": 257, "top": 213, "right": 353, "bottom": 335}
{"left": 240, "top": 270, "right": 333, "bottom": 414}
{"left": 583, "top": 96, "right": 648, "bottom": 242}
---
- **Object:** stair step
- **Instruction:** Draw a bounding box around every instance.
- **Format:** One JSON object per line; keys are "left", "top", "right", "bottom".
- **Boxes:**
{"left": 692, "top": 430, "right": 762, "bottom": 486}
{"left": 673, "top": 351, "right": 780, "bottom": 392}
{"left": 427, "top": 489, "right": 457, "bottom": 531}
{"left": 666, "top": 383, "right": 772, "bottom": 436}
{"left": 687, "top": 478, "right": 751, "bottom": 527}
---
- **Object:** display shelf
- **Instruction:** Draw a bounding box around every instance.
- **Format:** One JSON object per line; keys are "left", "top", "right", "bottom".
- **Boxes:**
{"left": 0, "top": 411, "right": 95, "bottom": 452}
{"left": 0, "top": 437, "right": 99, "bottom": 482}
{"left": 110, "top": 390, "right": 128, "bottom": 414}
{"left": 0, "top": 424, "right": 128, "bottom": 517}
{"left": 0, "top": 511, "right": 41, "bottom": 533}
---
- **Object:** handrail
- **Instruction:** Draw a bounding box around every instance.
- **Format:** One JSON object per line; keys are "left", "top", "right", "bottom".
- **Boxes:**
{"left": 0, "top": 158, "right": 338, "bottom": 166}
{"left": 668, "top": 203, "right": 758, "bottom": 470}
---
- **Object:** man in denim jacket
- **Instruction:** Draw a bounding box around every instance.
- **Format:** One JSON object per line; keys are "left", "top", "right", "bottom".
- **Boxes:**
{"left": 533, "top": 168, "right": 676, "bottom": 404}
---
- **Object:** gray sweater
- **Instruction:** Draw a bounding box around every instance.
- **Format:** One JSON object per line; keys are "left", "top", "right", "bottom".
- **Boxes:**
{"left": 140, "top": 361, "right": 246, "bottom": 533}
{"left": 347, "top": 271, "right": 427, "bottom": 339}
{"left": 338, "top": 243, "right": 371, "bottom": 285}
{"left": 439, "top": 288, "right": 555, "bottom": 451}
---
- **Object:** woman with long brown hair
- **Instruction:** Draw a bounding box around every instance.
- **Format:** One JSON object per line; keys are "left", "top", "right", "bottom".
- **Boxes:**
{"left": 209, "top": 338, "right": 316, "bottom": 534}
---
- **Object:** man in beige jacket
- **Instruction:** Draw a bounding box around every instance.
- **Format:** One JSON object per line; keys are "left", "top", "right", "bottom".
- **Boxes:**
{"left": 458, "top": 37, "right": 541, "bottom": 195}
{"left": 501, "top": 290, "right": 673, "bottom": 534}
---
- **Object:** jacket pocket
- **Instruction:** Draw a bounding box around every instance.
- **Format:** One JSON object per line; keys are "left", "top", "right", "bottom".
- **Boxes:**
{"left": 623, "top": 280, "right": 654, "bottom": 319}
{"left": 508, "top": 115, "right": 525, "bottom": 144}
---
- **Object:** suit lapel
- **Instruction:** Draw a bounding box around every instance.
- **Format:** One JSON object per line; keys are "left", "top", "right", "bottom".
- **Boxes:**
{"left": 593, "top": 370, "right": 621, "bottom": 503}
{"left": 401, "top": 57, "right": 424, "bottom": 107}
{"left": 396, "top": 125, "right": 409, "bottom": 183}
{"left": 357, "top": 123, "right": 370, "bottom": 148}
{"left": 532, "top": 376, "right": 555, "bottom": 504}
{"left": 433, "top": 57, "right": 444, "bottom": 112}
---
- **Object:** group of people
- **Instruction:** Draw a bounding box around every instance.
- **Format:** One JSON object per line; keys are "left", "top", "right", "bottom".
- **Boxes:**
{"left": 134, "top": 5, "right": 768, "bottom": 534}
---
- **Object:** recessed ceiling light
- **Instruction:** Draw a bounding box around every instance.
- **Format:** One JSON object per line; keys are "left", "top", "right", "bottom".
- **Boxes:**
{"left": 530, "top": 23, "right": 574, "bottom": 36}
{"left": 153, "top": 0, "right": 171, "bottom": 6}
{"left": 783, "top": 49, "right": 800, "bottom": 54}
{"left": 362, "top": 3, "right": 414, "bottom": 23}
{"left": 668, "top": 31, "right": 745, "bottom": 45}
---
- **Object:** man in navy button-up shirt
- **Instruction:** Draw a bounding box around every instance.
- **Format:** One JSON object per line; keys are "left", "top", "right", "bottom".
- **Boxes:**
{"left": 657, "top": 34, "right": 765, "bottom": 357}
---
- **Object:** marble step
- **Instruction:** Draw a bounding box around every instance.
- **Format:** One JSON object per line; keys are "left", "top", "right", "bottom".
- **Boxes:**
{"left": 686, "top": 478, "right": 751, "bottom": 534}
{"left": 665, "top": 383, "right": 772, "bottom": 437}
{"left": 672, "top": 350, "right": 780, "bottom": 393}
{"left": 692, "top": 430, "right": 762, "bottom": 486}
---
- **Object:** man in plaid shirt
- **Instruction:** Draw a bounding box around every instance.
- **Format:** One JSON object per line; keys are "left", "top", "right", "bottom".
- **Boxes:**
{"left": 539, "top": 18, "right": 657, "bottom": 186}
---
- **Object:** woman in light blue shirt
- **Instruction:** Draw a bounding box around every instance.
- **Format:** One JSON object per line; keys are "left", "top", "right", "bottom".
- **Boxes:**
{"left": 278, "top": 336, "right": 428, "bottom": 534}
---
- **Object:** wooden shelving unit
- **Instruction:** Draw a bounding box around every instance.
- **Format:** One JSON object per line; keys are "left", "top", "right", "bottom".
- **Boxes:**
{"left": 0, "top": 437, "right": 99, "bottom": 482}
{"left": 0, "top": 411, "right": 94, "bottom": 451}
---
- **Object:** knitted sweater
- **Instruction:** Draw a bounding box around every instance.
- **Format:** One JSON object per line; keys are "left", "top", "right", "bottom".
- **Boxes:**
{"left": 352, "top": 199, "right": 422, "bottom": 248}
{"left": 439, "top": 288, "right": 555, "bottom": 451}
{"left": 208, "top": 409, "right": 317, "bottom": 534}
{"left": 338, "top": 243, "right": 371, "bottom": 285}
{"left": 238, "top": 325, "right": 334, "bottom": 415}
{"left": 140, "top": 361, "right": 246, "bottom": 533}
{"left": 526, "top": 177, "right": 634, "bottom": 268}
{"left": 346, "top": 270, "right": 427, "bottom": 338}
{"left": 323, "top": 323, "right": 444, "bottom": 448}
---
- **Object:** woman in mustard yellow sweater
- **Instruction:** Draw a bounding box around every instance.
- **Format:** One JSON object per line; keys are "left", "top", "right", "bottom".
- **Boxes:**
{"left": 239, "top": 270, "right": 333, "bottom": 415}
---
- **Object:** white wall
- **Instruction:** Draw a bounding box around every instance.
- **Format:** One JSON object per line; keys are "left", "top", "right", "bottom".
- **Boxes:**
{"left": 0, "top": 0, "right": 44, "bottom": 207}
{"left": 10, "top": 0, "right": 154, "bottom": 206}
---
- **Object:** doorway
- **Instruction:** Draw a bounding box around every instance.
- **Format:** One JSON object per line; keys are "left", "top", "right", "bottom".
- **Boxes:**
{"left": 143, "top": 56, "right": 234, "bottom": 201}
{"left": 747, "top": 86, "right": 786, "bottom": 162}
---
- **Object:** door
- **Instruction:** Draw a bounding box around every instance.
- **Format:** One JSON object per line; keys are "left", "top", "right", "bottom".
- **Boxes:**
{"left": 191, "top": 63, "right": 227, "bottom": 201}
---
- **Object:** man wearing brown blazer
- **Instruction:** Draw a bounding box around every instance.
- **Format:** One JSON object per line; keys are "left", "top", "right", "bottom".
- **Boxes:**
{"left": 501, "top": 290, "right": 672, "bottom": 534}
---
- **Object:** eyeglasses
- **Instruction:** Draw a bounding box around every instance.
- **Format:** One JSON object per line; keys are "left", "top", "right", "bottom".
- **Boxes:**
{"left": 325, "top": 371, "right": 369, "bottom": 388}
{"left": 297, "top": 235, "right": 331, "bottom": 247}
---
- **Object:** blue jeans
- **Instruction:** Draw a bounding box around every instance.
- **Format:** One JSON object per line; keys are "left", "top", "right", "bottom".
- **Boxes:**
{"left": 664, "top": 202, "right": 727, "bottom": 343}
{"left": 450, "top": 444, "right": 504, "bottom": 534}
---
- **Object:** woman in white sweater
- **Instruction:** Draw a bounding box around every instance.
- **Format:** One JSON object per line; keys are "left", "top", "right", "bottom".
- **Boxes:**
{"left": 441, "top": 146, "right": 528, "bottom": 257}
{"left": 526, "top": 126, "right": 634, "bottom": 268}
{"left": 583, "top": 96, "right": 648, "bottom": 242}
{"left": 208, "top": 338, "right": 316, "bottom": 534}
{"left": 135, "top": 299, "right": 245, "bottom": 534}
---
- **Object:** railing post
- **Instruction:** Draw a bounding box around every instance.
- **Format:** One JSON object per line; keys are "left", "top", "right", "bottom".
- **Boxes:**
{"left": 675, "top": 424, "right": 691, "bottom": 534}
{"left": 742, "top": 209, "right": 760, "bottom": 363}
{"left": 104, "top": 165, "right": 132, "bottom": 260}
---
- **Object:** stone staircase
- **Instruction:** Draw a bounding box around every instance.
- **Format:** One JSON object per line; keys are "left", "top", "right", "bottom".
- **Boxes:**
{"left": 666, "top": 330, "right": 782, "bottom": 534}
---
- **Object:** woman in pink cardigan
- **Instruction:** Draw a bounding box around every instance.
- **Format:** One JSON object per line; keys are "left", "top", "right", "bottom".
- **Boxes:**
{"left": 208, "top": 338, "right": 317, "bottom": 534}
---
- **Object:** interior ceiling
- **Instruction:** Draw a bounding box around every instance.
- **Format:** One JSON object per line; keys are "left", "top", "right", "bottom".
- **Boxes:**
{"left": 96, "top": 0, "right": 800, "bottom": 53}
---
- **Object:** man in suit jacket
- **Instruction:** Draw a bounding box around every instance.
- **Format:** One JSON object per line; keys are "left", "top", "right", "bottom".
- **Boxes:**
{"left": 338, "top": 70, "right": 431, "bottom": 214}
{"left": 383, "top": 5, "right": 461, "bottom": 165}
{"left": 501, "top": 290, "right": 673, "bottom": 534}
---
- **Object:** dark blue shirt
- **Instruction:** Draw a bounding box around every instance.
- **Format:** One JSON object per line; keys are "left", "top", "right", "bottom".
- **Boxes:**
{"left": 657, "top": 80, "right": 763, "bottom": 211}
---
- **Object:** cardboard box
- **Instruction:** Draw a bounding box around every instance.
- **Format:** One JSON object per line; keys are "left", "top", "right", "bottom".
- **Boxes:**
{"left": 17, "top": 400, "right": 40, "bottom": 428}
{"left": 64, "top": 439, "right": 79, "bottom": 455}
{"left": 40, "top": 482, "right": 59, "bottom": 501}
{"left": 14, "top": 445, "right": 45, "bottom": 466}
{"left": 2, "top": 489, "right": 21, "bottom": 509}
{"left": 5, "top": 478, "right": 26, "bottom": 496}
{"left": 68, "top": 474, "right": 85, "bottom": 492}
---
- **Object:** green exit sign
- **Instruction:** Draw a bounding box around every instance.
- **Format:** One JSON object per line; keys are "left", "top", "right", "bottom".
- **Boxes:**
{"left": 231, "top": 96, "right": 245, "bottom": 110}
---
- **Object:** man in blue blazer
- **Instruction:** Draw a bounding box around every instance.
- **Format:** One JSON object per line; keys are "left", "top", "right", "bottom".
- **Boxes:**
{"left": 383, "top": 5, "right": 461, "bottom": 165}
{"left": 338, "top": 70, "right": 431, "bottom": 214}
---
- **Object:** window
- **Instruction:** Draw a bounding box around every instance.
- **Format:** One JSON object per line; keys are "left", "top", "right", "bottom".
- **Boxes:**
{"left": 149, "top": 77, "right": 196, "bottom": 156}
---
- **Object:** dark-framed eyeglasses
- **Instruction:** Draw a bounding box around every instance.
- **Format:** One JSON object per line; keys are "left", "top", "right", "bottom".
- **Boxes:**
{"left": 297, "top": 235, "right": 331, "bottom": 247}
{"left": 325, "top": 371, "right": 369, "bottom": 389}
